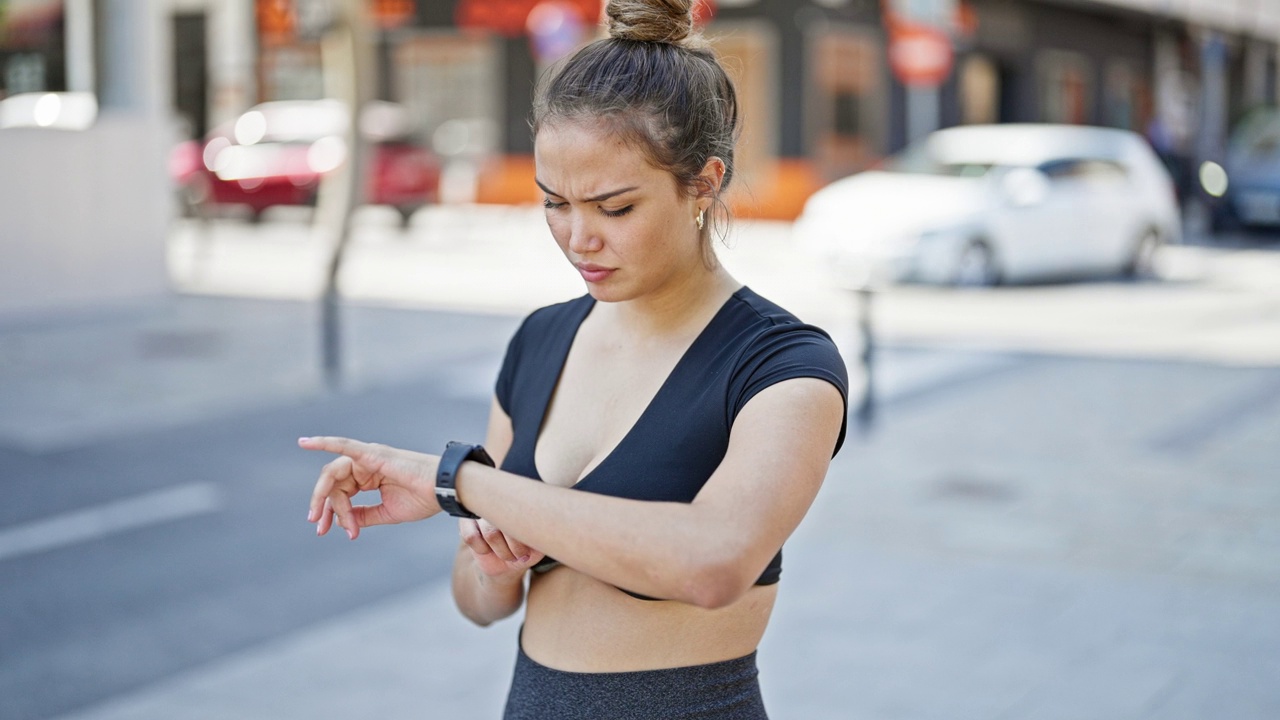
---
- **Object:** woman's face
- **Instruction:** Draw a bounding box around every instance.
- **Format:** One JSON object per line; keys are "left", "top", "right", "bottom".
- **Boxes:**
{"left": 534, "top": 118, "right": 707, "bottom": 303}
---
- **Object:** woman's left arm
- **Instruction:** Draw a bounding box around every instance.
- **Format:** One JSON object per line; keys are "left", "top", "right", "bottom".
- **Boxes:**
{"left": 451, "top": 377, "right": 844, "bottom": 608}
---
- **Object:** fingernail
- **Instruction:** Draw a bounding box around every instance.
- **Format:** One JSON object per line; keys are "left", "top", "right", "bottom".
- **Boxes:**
{"left": 347, "top": 529, "right": 355, "bottom": 540}
{"left": 307, "top": 510, "right": 316, "bottom": 523}
{"left": 517, "top": 555, "right": 531, "bottom": 564}
{"left": 298, "top": 437, "right": 311, "bottom": 445}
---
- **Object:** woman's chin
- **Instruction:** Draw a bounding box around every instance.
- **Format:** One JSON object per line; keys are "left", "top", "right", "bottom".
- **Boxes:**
{"left": 583, "top": 281, "right": 632, "bottom": 303}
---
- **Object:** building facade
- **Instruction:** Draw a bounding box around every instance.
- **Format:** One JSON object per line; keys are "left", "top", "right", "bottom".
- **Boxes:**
{"left": 228, "top": 0, "right": 1271, "bottom": 218}
{"left": 2, "top": 0, "right": 1279, "bottom": 316}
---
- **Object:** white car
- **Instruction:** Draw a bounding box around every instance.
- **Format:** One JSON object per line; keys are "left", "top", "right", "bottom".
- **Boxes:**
{"left": 794, "top": 124, "right": 1182, "bottom": 288}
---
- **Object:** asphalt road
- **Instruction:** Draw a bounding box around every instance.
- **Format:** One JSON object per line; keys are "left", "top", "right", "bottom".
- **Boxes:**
{"left": 0, "top": 303, "right": 517, "bottom": 720}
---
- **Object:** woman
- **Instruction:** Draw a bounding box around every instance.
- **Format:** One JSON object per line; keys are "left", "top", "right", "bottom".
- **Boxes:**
{"left": 302, "top": 1, "right": 848, "bottom": 716}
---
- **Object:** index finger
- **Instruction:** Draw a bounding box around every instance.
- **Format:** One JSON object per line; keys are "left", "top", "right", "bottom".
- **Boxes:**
{"left": 298, "top": 436, "right": 373, "bottom": 459}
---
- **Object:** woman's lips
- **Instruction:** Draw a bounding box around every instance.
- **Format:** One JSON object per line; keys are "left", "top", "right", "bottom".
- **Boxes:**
{"left": 575, "top": 263, "right": 616, "bottom": 283}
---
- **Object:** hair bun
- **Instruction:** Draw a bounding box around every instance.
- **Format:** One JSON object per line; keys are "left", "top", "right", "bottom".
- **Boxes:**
{"left": 606, "top": 0, "right": 696, "bottom": 45}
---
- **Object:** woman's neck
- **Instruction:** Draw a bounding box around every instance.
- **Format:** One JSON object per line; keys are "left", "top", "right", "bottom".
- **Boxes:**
{"left": 605, "top": 262, "right": 741, "bottom": 341}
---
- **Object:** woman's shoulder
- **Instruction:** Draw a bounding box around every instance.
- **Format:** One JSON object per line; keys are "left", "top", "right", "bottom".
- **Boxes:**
{"left": 722, "top": 287, "right": 834, "bottom": 340}
{"left": 720, "top": 287, "right": 846, "bottom": 380}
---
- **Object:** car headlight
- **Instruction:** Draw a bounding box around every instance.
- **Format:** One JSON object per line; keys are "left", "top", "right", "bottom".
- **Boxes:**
{"left": 1199, "top": 161, "right": 1229, "bottom": 198}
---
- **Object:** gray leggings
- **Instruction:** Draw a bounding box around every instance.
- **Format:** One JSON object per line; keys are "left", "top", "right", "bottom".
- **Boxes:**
{"left": 503, "top": 643, "right": 768, "bottom": 719}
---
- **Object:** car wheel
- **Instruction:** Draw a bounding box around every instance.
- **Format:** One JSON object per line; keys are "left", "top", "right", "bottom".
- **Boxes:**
{"left": 1123, "top": 229, "right": 1162, "bottom": 279}
{"left": 952, "top": 240, "right": 1000, "bottom": 287}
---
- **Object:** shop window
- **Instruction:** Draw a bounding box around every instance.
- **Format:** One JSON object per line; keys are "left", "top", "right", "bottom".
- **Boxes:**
{"left": 395, "top": 32, "right": 501, "bottom": 158}
{"left": 172, "top": 12, "right": 209, "bottom": 139}
{"left": 1037, "top": 50, "right": 1091, "bottom": 125}
{"left": 260, "top": 44, "right": 324, "bottom": 102}
{"left": 809, "top": 26, "right": 886, "bottom": 178}
{"left": 0, "top": 0, "right": 96, "bottom": 129}
{"left": 1, "top": 2, "right": 65, "bottom": 98}
{"left": 960, "top": 54, "right": 998, "bottom": 125}
{"left": 705, "top": 22, "right": 778, "bottom": 194}
{"left": 833, "top": 91, "right": 861, "bottom": 136}
{"left": 1104, "top": 60, "right": 1147, "bottom": 131}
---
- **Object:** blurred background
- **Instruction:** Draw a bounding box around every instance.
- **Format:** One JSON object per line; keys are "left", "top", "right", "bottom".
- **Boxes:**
{"left": 1, "top": 1, "right": 1278, "bottom": 719}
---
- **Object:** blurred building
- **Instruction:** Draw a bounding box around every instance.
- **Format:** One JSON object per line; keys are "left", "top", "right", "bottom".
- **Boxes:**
{"left": 205, "top": 0, "right": 1280, "bottom": 218}
{"left": 0, "top": 1, "right": 172, "bottom": 316}
{"left": 2, "top": 0, "right": 1279, "bottom": 316}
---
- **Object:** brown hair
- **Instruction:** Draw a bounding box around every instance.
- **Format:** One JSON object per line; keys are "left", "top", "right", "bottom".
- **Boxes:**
{"left": 532, "top": 0, "right": 739, "bottom": 250}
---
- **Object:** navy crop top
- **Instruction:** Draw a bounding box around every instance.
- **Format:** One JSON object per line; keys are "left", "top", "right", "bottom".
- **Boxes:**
{"left": 494, "top": 286, "right": 849, "bottom": 600}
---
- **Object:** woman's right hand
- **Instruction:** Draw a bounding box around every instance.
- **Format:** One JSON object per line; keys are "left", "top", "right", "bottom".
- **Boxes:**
{"left": 459, "top": 518, "right": 545, "bottom": 583}
{"left": 300, "top": 436, "right": 441, "bottom": 540}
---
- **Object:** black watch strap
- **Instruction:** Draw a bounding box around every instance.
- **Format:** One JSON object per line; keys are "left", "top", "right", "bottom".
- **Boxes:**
{"left": 436, "top": 442, "right": 495, "bottom": 519}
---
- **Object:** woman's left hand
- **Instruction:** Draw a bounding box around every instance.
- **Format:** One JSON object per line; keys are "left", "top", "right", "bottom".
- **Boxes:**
{"left": 300, "top": 436, "right": 441, "bottom": 540}
{"left": 460, "top": 518, "right": 546, "bottom": 580}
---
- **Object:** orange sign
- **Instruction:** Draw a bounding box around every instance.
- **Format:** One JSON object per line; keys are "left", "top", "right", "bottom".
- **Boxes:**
{"left": 372, "top": 0, "right": 415, "bottom": 28}
{"left": 257, "top": 0, "right": 295, "bottom": 44}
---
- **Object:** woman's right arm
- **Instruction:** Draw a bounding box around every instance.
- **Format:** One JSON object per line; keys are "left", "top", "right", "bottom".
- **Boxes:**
{"left": 450, "top": 396, "right": 543, "bottom": 626}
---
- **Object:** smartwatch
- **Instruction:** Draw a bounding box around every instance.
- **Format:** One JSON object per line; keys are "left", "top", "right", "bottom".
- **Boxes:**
{"left": 436, "top": 442, "right": 495, "bottom": 519}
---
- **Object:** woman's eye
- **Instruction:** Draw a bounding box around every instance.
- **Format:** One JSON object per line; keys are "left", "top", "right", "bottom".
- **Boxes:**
{"left": 542, "top": 199, "right": 566, "bottom": 210}
{"left": 601, "top": 205, "right": 633, "bottom": 218}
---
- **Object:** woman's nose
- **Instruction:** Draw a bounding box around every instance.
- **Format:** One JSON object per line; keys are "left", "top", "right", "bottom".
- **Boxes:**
{"left": 567, "top": 213, "right": 604, "bottom": 255}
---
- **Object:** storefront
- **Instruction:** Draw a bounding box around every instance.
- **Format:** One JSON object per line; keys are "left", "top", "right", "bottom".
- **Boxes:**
{"left": 939, "top": 1, "right": 1154, "bottom": 133}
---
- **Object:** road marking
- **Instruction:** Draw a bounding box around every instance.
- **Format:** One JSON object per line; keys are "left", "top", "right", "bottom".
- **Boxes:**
{"left": 0, "top": 483, "right": 221, "bottom": 562}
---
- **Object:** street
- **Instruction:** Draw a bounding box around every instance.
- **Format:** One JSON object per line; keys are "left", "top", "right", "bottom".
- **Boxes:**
{"left": 1, "top": 207, "right": 1278, "bottom": 719}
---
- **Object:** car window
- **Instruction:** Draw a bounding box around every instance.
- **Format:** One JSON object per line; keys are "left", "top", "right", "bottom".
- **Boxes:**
{"left": 887, "top": 152, "right": 992, "bottom": 177}
{"left": 1038, "top": 158, "right": 1128, "bottom": 184}
{"left": 1230, "top": 108, "right": 1280, "bottom": 156}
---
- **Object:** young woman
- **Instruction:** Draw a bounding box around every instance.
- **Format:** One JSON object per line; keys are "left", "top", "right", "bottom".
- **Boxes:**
{"left": 302, "top": 1, "right": 848, "bottom": 716}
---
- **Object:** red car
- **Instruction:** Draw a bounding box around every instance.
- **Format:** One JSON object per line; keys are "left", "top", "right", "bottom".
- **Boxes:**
{"left": 171, "top": 100, "right": 440, "bottom": 224}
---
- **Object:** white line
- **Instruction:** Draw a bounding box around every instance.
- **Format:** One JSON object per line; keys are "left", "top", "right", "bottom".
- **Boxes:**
{"left": 0, "top": 483, "right": 221, "bottom": 562}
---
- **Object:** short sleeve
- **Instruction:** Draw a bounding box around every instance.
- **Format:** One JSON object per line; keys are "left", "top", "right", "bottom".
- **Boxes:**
{"left": 494, "top": 319, "right": 526, "bottom": 416}
{"left": 729, "top": 324, "right": 850, "bottom": 456}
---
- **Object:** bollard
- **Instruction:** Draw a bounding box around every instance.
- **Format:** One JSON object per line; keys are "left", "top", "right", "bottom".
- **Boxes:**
{"left": 855, "top": 287, "right": 876, "bottom": 433}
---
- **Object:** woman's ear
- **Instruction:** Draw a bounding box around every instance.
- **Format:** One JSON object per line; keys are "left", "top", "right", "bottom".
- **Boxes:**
{"left": 695, "top": 156, "right": 727, "bottom": 200}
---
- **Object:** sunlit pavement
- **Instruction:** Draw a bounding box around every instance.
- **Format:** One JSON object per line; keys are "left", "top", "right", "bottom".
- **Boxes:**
{"left": 6, "top": 207, "right": 1277, "bottom": 719}
{"left": 168, "top": 204, "right": 1280, "bottom": 367}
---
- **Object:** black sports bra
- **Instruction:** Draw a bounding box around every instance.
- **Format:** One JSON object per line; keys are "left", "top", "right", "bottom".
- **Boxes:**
{"left": 495, "top": 288, "right": 848, "bottom": 601}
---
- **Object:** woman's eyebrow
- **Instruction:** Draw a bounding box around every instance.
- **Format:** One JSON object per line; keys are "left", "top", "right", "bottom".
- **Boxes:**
{"left": 535, "top": 179, "right": 638, "bottom": 203}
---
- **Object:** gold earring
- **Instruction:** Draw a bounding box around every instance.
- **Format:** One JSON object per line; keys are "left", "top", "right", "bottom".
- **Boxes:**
{"left": 696, "top": 209, "right": 705, "bottom": 231}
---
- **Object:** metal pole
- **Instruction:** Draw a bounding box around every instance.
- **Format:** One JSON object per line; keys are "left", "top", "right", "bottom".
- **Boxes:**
{"left": 317, "top": 0, "right": 375, "bottom": 390}
{"left": 906, "top": 85, "right": 940, "bottom": 144}
{"left": 855, "top": 287, "right": 876, "bottom": 433}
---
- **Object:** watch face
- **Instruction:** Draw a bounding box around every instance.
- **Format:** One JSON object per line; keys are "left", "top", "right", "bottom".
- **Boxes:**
{"left": 470, "top": 446, "right": 495, "bottom": 467}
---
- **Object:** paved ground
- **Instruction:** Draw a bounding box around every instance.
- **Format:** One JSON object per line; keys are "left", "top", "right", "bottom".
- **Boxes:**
{"left": 3, "top": 207, "right": 1278, "bottom": 719}
{"left": 167, "top": 205, "right": 1280, "bottom": 365}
